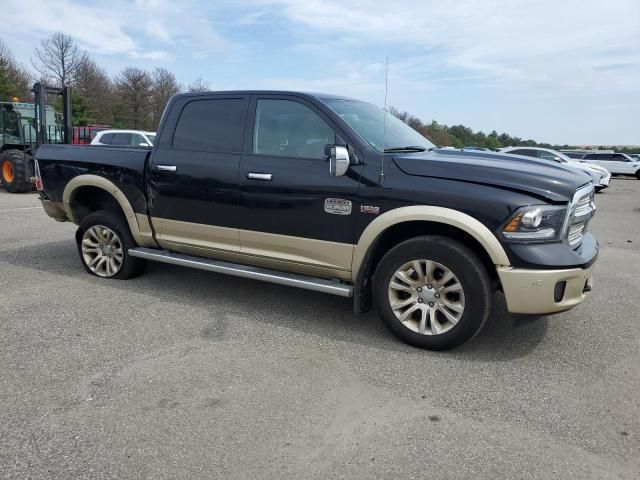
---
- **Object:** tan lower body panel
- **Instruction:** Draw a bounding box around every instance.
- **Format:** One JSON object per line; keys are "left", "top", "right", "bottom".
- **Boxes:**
{"left": 152, "top": 217, "right": 240, "bottom": 252}
{"left": 240, "top": 229, "right": 353, "bottom": 272}
{"left": 151, "top": 217, "right": 354, "bottom": 281}
{"left": 497, "top": 264, "right": 595, "bottom": 314}
{"left": 134, "top": 213, "right": 157, "bottom": 247}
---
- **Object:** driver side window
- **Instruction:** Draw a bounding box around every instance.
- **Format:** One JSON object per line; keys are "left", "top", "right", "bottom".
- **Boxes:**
{"left": 253, "top": 99, "right": 336, "bottom": 160}
{"left": 537, "top": 151, "right": 559, "bottom": 161}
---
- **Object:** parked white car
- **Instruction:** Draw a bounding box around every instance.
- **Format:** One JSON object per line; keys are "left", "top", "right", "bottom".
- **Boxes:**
{"left": 500, "top": 147, "right": 611, "bottom": 191}
{"left": 578, "top": 152, "right": 640, "bottom": 179}
{"left": 91, "top": 130, "right": 156, "bottom": 147}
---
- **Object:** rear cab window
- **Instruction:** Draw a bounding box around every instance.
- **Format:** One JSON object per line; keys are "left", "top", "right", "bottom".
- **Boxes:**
{"left": 173, "top": 98, "right": 246, "bottom": 153}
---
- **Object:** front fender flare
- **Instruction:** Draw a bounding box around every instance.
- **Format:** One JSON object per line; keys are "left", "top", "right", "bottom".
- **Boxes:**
{"left": 351, "top": 206, "right": 510, "bottom": 282}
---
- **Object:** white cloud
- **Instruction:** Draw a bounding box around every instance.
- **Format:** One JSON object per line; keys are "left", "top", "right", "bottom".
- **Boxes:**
{"left": 1, "top": 0, "right": 231, "bottom": 60}
{"left": 130, "top": 50, "right": 173, "bottom": 61}
{"left": 2, "top": 0, "right": 136, "bottom": 55}
{"left": 259, "top": 0, "right": 640, "bottom": 91}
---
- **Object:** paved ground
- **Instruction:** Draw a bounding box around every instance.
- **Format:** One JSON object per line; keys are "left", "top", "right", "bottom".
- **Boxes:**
{"left": 1, "top": 180, "right": 639, "bottom": 479}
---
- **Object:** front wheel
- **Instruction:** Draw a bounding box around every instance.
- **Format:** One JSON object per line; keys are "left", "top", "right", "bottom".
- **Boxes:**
{"left": 635, "top": 170, "right": 640, "bottom": 180}
{"left": 76, "top": 211, "right": 146, "bottom": 279}
{"left": 374, "top": 236, "right": 492, "bottom": 350}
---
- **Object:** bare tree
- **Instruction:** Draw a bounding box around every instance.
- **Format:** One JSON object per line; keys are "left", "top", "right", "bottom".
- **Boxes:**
{"left": 32, "top": 32, "right": 83, "bottom": 87}
{"left": 114, "top": 67, "right": 153, "bottom": 129}
{"left": 74, "top": 56, "right": 114, "bottom": 124}
{"left": 151, "top": 67, "right": 180, "bottom": 128}
{"left": 0, "top": 38, "right": 31, "bottom": 100}
{"left": 187, "top": 77, "right": 210, "bottom": 93}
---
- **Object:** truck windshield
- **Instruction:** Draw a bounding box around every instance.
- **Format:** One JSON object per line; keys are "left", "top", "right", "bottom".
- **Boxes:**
{"left": 323, "top": 99, "right": 435, "bottom": 152}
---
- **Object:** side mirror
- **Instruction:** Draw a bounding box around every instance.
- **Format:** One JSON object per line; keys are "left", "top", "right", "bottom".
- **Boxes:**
{"left": 329, "top": 146, "right": 349, "bottom": 177}
{"left": 139, "top": 142, "right": 150, "bottom": 147}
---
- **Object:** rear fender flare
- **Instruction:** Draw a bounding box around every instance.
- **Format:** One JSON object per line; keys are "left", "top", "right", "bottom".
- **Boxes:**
{"left": 62, "top": 174, "right": 155, "bottom": 247}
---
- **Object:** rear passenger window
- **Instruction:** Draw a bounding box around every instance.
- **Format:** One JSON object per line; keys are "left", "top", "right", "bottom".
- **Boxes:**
{"left": 100, "top": 133, "right": 114, "bottom": 144}
{"left": 253, "top": 99, "right": 336, "bottom": 160}
{"left": 173, "top": 99, "right": 246, "bottom": 153}
{"left": 510, "top": 149, "right": 536, "bottom": 157}
{"left": 111, "top": 133, "right": 132, "bottom": 146}
{"left": 585, "top": 154, "right": 611, "bottom": 161}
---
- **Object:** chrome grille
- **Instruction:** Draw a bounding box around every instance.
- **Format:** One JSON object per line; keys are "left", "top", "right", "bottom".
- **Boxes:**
{"left": 565, "top": 185, "right": 595, "bottom": 247}
{"left": 568, "top": 221, "right": 586, "bottom": 246}
{"left": 574, "top": 194, "right": 593, "bottom": 218}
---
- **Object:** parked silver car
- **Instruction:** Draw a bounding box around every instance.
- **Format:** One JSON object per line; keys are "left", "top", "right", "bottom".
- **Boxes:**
{"left": 500, "top": 147, "right": 611, "bottom": 191}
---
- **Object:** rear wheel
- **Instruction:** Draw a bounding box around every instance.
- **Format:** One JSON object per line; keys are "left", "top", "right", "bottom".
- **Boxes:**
{"left": 76, "top": 210, "right": 146, "bottom": 279}
{"left": 635, "top": 170, "right": 640, "bottom": 180}
{"left": 0, "top": 149, "right": 31, "bottom": 193}
{"left": 374, "top": 236, "right": 492, "bottom": 350}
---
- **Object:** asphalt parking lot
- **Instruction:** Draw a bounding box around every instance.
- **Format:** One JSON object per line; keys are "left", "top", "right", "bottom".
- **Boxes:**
{"left": 1, "top": 180, "right": 639, "bottom": 479}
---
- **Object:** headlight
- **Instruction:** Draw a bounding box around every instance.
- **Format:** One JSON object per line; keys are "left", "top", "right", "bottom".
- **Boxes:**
{"left": 500, "top": 205, "right": 567, "bottom": 242}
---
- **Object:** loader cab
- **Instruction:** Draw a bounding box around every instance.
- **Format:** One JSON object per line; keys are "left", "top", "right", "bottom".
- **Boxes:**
{"left": 0, "top": 103, "right": 26, "bottom": 152}
{"left": 1, "top": 84, "right": 72, "bottom": 192}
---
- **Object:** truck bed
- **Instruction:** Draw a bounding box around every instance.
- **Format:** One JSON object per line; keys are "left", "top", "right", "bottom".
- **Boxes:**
{"left": 36, "top": 144, "right": 151, "bottom": 212}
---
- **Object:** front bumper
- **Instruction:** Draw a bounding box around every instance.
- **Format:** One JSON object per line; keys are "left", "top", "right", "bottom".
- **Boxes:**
{"left": 497, "top": 263, "right": 595, "bottom": 314}
{"left": 598, "top": 173, "right": 610, "bottom": 187}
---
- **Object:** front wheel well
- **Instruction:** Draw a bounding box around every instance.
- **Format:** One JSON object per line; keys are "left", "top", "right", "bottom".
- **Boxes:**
{"left": 69, "top": 186, "right": 126, "bottom": 225}
{"left": 354, "top": 221, "right": 502, "bottom": 314}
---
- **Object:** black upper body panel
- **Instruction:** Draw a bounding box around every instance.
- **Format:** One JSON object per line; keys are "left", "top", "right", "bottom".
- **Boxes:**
{"left": 392, "top": 149, "right": 590, "bottom": 203}
{"left": 35, "top": 91, "right": 597, "bottom": 270}
{"left": 36, "top": 144, "right": 150, "bottom": 213}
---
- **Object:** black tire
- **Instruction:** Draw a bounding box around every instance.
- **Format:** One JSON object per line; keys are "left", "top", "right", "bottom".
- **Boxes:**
{"left": 373, "top": 235, "right": 492, "bottom": 350}
{"left": 635, "top": 170, "right": 640, "bottom": 180}
{"left": 76, "top": 210, "right": 146, "bottom": 279}
{"left": 0, "top": 149, "right": 32, "bottom": 193}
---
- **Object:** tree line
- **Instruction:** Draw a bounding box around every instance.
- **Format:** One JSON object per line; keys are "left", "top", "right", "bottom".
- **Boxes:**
{"left": 0, "top": 33, "right": 636, "bottom": 152}
{"left": 390, "top": 107, "right": 637, "bottom": 154}
{"left": 0, "top": 33, "right": 209, "bottom": 131}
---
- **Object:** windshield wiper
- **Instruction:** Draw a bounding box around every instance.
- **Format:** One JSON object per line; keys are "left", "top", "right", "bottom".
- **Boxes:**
{"left": 383, "top": 146, "right": 427, "bottom": 152}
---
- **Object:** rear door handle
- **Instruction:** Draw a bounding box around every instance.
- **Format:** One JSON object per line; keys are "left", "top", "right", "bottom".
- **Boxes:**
{"left": 247, "top": 172, "right": 272, "bottom": 181}
{"left": 156, "top": 165, "right": 177, "bottom": 172}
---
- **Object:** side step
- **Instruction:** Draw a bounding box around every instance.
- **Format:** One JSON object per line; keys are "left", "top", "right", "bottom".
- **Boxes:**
{"left": 128, "top": 247, "right": 353, "bottom": 298}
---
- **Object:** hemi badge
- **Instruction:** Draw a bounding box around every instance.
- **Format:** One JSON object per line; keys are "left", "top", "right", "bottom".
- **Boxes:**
{"left": 360, "top": 205, "right": 380, "bottom": 215}
{"left": 324, "top": 198, "right": 352, "bottom": 215}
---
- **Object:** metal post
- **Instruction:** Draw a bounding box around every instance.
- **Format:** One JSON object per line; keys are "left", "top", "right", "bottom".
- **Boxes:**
{"left": 33, "top": 82, "right": 48, "bottom": 148}
{"left": 62, "top": 86, "right": 73, "bottom": 144}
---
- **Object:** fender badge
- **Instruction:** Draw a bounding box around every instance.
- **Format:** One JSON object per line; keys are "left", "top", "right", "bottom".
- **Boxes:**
{"left": 324, "top": 198, "right": 352, "bottom": 215}
{"left": 360, "top": 205, "right": 380, "bottom": 215}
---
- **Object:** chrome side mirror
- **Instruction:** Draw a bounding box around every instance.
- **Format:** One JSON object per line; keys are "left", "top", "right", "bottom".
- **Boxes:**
{"left": 329, "top": 146, "right": 349, "bottom": 177}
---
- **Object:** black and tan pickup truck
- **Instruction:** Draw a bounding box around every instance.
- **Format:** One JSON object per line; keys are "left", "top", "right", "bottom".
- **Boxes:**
{"left": 34, "top": 91, "right": 598, "bottom": 350}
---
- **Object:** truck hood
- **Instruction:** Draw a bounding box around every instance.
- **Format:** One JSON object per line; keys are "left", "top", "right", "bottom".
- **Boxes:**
{"left": 392, "top": 149, "right": 591, "bottom": 203}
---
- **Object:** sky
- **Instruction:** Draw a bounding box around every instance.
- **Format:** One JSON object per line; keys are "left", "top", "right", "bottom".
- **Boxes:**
{"left": 2, "top": 0, "right": 639, "bottom": 145}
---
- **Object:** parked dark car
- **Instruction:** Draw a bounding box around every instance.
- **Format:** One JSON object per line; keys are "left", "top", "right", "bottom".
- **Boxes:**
{"left": 34, "top": 91, "right": 598, "bottom": 350}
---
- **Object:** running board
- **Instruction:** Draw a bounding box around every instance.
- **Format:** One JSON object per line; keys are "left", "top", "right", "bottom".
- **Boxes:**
{"left": 128, "top": 247, "right": 353, "bottom": 298}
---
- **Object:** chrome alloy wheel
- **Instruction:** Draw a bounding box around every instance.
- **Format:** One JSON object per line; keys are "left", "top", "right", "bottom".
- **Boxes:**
{"left": 388, "top": 260, "right": 465, "bottom": 335}
{"left": 81, "top": 225, "right": 124, "bottom": 277}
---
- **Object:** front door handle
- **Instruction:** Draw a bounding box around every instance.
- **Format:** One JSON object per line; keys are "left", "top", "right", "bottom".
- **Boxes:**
{"left": 247, "top": 172, "right": 273, "bottom": 181}
{"left": 156, "top": 165, "right": 177, "bottom": 172}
